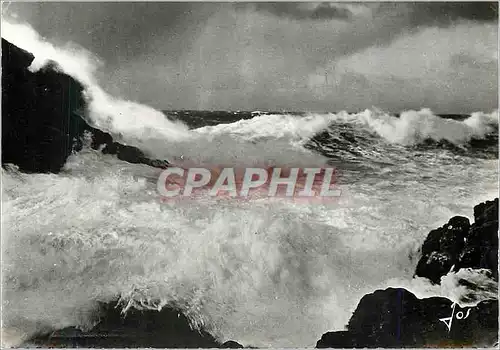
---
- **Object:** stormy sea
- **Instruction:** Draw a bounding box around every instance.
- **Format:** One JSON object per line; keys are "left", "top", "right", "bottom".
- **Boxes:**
{"left": 2, "top": 20, "right": 499, "bottom": 348}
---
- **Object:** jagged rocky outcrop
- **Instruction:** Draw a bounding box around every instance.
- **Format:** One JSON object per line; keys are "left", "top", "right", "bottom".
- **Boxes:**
{"left": 317, "top": 198, "right": 499, "bottom": 348}
{"left": 317, "top": 289, "right": 498, "bottom": 348}
{"left": 26, "top": 299, "right": 244, "bottom": 348}
{"left": 1, "top": 38, "right": 169, "bottom": 173}
{"left": 416, "top": 198, "right": 498, "bottom": 283}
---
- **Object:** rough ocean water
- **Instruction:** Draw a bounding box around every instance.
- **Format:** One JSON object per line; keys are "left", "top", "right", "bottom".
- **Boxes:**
{"left": 1, "top": 20, "right": 499, "bottom": 348}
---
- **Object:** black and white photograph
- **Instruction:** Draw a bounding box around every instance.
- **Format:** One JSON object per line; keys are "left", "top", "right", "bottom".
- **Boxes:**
{"left": 1, "top": 1, "right": 499, "bottom": 348}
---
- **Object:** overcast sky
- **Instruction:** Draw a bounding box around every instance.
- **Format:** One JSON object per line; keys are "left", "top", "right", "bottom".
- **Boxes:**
{"left": 5, "top": 2, "right": 499, "bottom": 113}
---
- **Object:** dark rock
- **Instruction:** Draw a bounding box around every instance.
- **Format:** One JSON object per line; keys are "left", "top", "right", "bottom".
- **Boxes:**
{"left": 318, "top": 199, "right": 499, "bottom": 348}
{"left": 415, "top": 251, "right": 454, "bottom": 285}
{"left": 2, "top": 37, "right": 35, "bottom": 69}
{"left": 316, "top": 288, "right": 498, "bottom": 348}
{"left": 457, "top": 245, "right": 482, "bottom": 270}
{"left": 222, "top": 340, "right": 244, "bottom": 348}
{"left": 455, "top": 199, "right": 499, "bottom": 280}
{"left": 2, "top": 38, "right": 169, "bottom": 173}
{"left": 420, "top": 228, "right": 444, "bottom": 256}
{"left": 415, "top": 199, "right": 498, "bottom": 284}
{"left": 86, "top": 123, "right": 169, "bottom": 168}
{"left": 415, "top": 216, "right": 470, "bottom": 284}
{"left": 2, "top": 38, "right": 86, "bottom": 173}
{"left": 26, "top": 299, "right": 225, "bottom": 348}
{"left": 474, "top": 198, "right": 499, "bottom": 226}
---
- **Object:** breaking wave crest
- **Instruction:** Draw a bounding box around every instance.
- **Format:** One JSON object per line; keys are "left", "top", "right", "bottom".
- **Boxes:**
{"left": 197, "top": 108, "right": 498, "bottom": 148}
{"left": 324, "top": 108, "right": 498, "bottom": 146}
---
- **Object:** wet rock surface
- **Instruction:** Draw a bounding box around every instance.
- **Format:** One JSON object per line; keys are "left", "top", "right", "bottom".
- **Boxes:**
{"left": 27, "top": 300, "right": 226, "bottom": 348}
{"left": 316, "top": 288, "right": 498, "bottom": 348}
{"left": 415, "top": 198, "right": 498, "bottom": 283}
{"left": 317, "top": 198, "right": 498, "bottom": 348}
{"left": 2, "top": 38, "right": 169, "bottom": 173}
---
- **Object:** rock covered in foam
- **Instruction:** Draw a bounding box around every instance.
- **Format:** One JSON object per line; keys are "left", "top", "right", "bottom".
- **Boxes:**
{"left": 1, "top": 38, "right": 169, "bottom": 173}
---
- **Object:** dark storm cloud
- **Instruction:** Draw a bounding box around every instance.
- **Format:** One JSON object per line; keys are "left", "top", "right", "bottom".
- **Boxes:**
{"left": 407, "top": 2, "right": 498, "bottom": 27}
{"left": 251, "top": 3, "right": 352, "bottom": 21}
{"left": 10, "top": 2, "right": 496, "bottom": 68}
{"left": 231, "top": 2, "right": 498, "bottom": 69}
{"left": 241, "top": 2, "right": 498, "bottom": 26}
{"left": 327, "top": 2, "right": 499, "bottom": 64}
{"left": 4, "top": 2, "right": 497, "bottom": 112}
{"left": 6, "top": 2, "right": 226, "bottom": 63}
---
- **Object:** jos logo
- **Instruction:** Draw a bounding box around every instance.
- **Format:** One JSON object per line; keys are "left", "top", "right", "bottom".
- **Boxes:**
{"left": 438, "top": 302, "right": 472, "bottom": 332}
